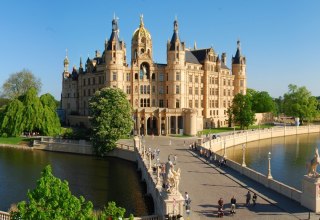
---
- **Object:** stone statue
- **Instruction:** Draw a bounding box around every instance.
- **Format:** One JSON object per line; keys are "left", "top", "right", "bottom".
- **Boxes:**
{"left": 165, "top": 161, "right": 181, "bottom": 194}
{"left": 307, "top": 147, "right": 320, "bottom": 177}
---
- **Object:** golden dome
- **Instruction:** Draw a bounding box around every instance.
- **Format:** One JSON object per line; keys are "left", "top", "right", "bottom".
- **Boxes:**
{"left": 132, "top": 15, "right": 151, "bottom": 42}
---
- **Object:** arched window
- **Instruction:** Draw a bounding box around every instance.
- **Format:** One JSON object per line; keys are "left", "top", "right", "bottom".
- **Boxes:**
{"left": 152, "top": 73, "right": 155, "bottom": 81}
{"left": 141, "top": 48, "right": 145, "bottom": 54}
{"left": 135, "top": 73, "right": 138, "bottom": 80}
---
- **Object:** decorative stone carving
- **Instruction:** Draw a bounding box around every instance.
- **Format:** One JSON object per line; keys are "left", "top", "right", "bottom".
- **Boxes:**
{"left": 165, "top": 161, "right": 181, "bottom": 194}
{"left": 307, "top": 147, "right": 320, "bottom": 177}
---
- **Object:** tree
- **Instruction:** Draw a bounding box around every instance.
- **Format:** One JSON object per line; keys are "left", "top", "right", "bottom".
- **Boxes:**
{"left": 89, "top": 88, "right": 133, "bottom": 156}
{"left": 99, "top": 202, "right": 126, "bottom": 219}
{"left": 40, "top": 94, "right": 61, "bottom": 136}
{"left": 231, "top": 93, "right": 256, "bottom": 129}
{"left": 283, "top": 84, "right": 318, "bottom": 124}
{"left": 274, "top": 96, "right": 284, "bottom": 116}
{"left": 251, "top": 91, "right": 276, "bottom": 113}
{"left": 0, "top": 99, "right": 24, "bottom": 136}
{"left": 10, "top": 165, "right": 93, "bottom": 220}
{"left": 1, "top": 69, "right": 42, "bottom": 99}
{"left": 0, "top": 88, "right": 61, "bottom": 137}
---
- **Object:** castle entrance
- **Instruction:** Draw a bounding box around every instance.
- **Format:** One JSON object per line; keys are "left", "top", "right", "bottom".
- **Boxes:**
{"left": 147, "top": 116, "right": 158, "bottom": 135}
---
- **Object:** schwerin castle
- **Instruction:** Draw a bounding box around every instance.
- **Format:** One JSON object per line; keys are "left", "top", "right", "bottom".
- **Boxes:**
{"left": 61, "top": 15, "right": 246, "bottom": 136}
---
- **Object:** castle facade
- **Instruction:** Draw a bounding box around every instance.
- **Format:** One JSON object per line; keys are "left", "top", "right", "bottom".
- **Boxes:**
{"left": 61, "top": 16, "right": 246, "bottom": 136}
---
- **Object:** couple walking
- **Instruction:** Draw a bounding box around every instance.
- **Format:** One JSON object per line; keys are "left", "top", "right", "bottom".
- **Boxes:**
{"left": 246, "top": 191, "right": 257, "bottom": 206}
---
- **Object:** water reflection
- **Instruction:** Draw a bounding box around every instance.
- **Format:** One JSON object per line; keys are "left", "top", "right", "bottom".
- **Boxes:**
{"left": 0, "top": 147, "right": 150, "bottom": 216}
{"left": 218, "top": 133, "right": 320, "bottom": 190}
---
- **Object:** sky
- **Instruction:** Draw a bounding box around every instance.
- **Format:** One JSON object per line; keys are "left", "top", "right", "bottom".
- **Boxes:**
{"left": 0, "top": 0, "right": 319, "bottom": 100}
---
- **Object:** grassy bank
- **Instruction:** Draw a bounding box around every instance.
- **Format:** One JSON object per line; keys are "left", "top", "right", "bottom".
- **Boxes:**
{"left": 0, "top": 137, "right": 32, "bottom": 145}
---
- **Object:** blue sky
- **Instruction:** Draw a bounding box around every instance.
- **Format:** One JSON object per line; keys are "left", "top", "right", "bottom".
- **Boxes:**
{"left": 0, "top": 0, "right": 319, "bottom": 100}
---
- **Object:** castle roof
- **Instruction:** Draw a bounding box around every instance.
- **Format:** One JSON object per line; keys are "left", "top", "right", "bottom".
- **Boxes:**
{"left": 132, "top": 15, "right": 151, "bottom": 42}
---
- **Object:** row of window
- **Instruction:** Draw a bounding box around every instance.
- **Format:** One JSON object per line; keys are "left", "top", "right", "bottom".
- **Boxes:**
{"left": 83, "top": 76, "right": 105, "bottom": 86}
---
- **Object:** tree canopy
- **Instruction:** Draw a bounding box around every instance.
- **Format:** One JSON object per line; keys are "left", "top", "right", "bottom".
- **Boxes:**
{"left": 231, "top": 93, "right": 256, "bottom": 129}
{"left": 10, "top": 165, "right": 129, "bottom": 220}
{"left": 1, "top": 69, "right": 42, "bottom": 99}
{"left": 283, "top": 84, "right": 318, "bottom": 124}
{"left": 89, "top": 88, "right": 133, "bottom": 156}
{"left": 0, "top": 88, "right": 61, "bottom": 137}
{"left": 247, "top": 88, "right": 276, "bottom": 113}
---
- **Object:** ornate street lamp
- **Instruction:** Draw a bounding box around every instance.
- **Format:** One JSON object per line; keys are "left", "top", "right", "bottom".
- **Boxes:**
{"left": 242, "top": 144, "right": 246, "bottom": 167}
{"left": 267, "top": 151, "right": 273, "bottom": 179}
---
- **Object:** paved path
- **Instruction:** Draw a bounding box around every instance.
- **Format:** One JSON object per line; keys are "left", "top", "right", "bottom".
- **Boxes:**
{"left": 119, "top": 136, "right": 319, "bottom": 219}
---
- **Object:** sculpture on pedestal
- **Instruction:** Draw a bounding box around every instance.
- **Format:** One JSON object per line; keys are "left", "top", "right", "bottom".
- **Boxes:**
{"left": 164, "top": 161, "right": 181, "bottom": 194}
{"left": 307, "top": 147, "right": 320, "bottom": 177}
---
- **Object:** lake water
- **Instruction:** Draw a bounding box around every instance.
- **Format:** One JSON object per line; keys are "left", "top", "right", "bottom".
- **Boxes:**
{"left": 0, "top": 147, "right": 151, "bottom": 216}
{"left": 218, "top": 133, "right": 320, "bottom": 190}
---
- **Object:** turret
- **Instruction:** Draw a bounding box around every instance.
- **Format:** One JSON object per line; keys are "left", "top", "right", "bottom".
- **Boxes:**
{"left": 167, "top": 18, "right": 185, "bottom": 65}
{"left": 232, "top": 40, "right": 246, "bottom": 95}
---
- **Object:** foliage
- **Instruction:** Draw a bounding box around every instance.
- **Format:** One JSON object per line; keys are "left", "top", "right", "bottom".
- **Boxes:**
{"left": 251, "top": 91, "right": 275, "bottom": 113}
{"left": 98, "top": 201, "right": 126, "bottom": 220}
{"left": 0, "top": 97, "right": 10, "bottom": 108}
{"left": 274, "top": 96, "right": 284, "bottom": 116}
{"left": 89, "top": 88, "right": 133, "bottom": 156}
{"left": 283, "top": 84, "right": 318, "bottom": 124}
{"left": 1, "top": 69, "right": 42, "bottom": 99}
{"left": 0, "top": 99, "right": 24, "bottom": 136}
{"left": 10, "top": 165, "right": 93, "bottom": 220}
{"left": 0, "top": 88, "right": 61, "bottom": 137}
{"left": 231, "top": 93, "right": 256, "bottom": 129}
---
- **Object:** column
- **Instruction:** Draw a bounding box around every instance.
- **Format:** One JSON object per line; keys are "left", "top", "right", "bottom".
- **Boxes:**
{"left": 157, "top": 116, "right": 161, "bottom": 136}
{"left": 165, "top": 116, "right": 169, "bottom": 135}
{"left": 137, "top": 116, "right": 141, "bottom": 136}
{"left": 144, "top": 117, "right": 148, "bottom": 136}
{"left": 175, "top": 116, "right": 178, "bottom": 134}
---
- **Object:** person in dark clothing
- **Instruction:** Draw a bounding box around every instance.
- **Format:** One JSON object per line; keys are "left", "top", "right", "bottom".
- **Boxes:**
{"left": 230, "top": 196, "right": 236, "bottom": 214}
{"left": 252, "top": 193, "right": 257, "bottom": 206}
{"left": 246, "top": 191, "right": 251, "bottom": 206}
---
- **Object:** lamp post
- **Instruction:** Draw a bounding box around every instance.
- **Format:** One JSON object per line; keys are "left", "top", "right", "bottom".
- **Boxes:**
{"left": 267, "top": 151, "right": 273, "bottom": 179}
{"left": 223, "top": 139, "right": 227, "bottom": 158}
{"left": 242, "top": 144, "right": 246, "bottom": 167}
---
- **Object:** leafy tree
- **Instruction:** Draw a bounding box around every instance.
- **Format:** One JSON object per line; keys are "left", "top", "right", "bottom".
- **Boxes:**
{"left": 40, "top": 94, "right": 61, "bottom": 136}
{"left": 274, "top": 96, "right": 284, "bottom": 116}
{"left": 10, "top": 165, "right": 93, "bottom": 220}
{"left": 0, "top": 88, "right": 61, "bottom": 136}
{"left": 89, "top": 88, "right": 133, "bottom": 156}
{"left": 251, "top": 91, "right": 276, "bottom": 113}
{"left": 98, "top": 201, "right": 126, "bottom": 220}
{"left": 0, "top": 97, "right": 10, "bottom": 108}
{"left": 0, "top": 99, "right": 24, "bottom": 136}
{"left": 20, "top": 87, "right": 43, "bottom": 133}
{"left": 231, "top": 93, "right": 256, "bottom": 129}
{"left": 283, "top": 84, "right": 318, "bottom": 124}
{"left": 1, "top": 69, "right": 42, "bottom": 99}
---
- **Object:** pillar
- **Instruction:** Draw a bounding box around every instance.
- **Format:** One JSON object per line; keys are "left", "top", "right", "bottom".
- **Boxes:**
{"left": 157, "top": 116, "right": 161, "bottom": 136}
{"left": 144, "top": 117, "right": 148, "bottom": 136}
{"left": 165, "top": 116, "right": 169, "bottom": 135}
{"left": 301, "top": 176, "right": 320, "bottom": 212}
{"left": 137, "top": 116, "right": 141, "bottom": 136}
{"left": 175, "top": 116, "right": 178, "bottom": 134}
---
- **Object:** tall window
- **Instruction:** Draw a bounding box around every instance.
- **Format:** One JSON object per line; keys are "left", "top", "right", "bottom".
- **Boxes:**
{"left": 83, "top": 79, "right": 86, "bottom": 86}
{"left": 140, "top": 85, "right": 143, "bottom": 94}
{"left": 195, "top": 87, "right": 199, "bottom": 95}
{"left": 195, "top": 100, "right": 199, "bottom": 108}
{"left": 176, "top": 72, "right": 180, "bottom": 81}
{"left": 152, "top": 99, "right": 155, "bottom": 107}
{"left": 189, "top": 87, "right": 192, "bottom": 95}
{"left": 126, "top": 86, "right": 131, "bottom": 94}
{"left": 195, "top": 76, "right": 199, "bottom": 83}
{"left": 152, "top": 86, "right": 155, "bottom": 93}
{"left": 189, "top": 75, "right": 193, "bottom": 82}
{"left": 159, "top": 99, "right": 164, "bottom": 107}
{"left": 126, "top": 73, "right": 130, "bottom": 81}
{"left": 113, "top": 72, "right": 117, "bottom": 81}
{"left": 189, "top": 100, "right": 192, "bottom": 108}
{"left": 93, "top": 77, "right": 95, "bottom": 85}
{"left": 159, "top": 73, "right": 164, "bottom": 81}
{"left": 166, "top": 86, "right": 169, "bottom": 94}
{"left": 176, "top": 99, "right": 180, "bottom": 108}
{"left": 159, "top": 85, "right": 164, "bottom": 94}
{"left": 201, "top": 87, "right": 203, "bottom": 95}
{"left": 176, "top": 85, "right": 180, "bottom": 94}
{"left": 88, "top": 78, "right": 91, "bottom": 85}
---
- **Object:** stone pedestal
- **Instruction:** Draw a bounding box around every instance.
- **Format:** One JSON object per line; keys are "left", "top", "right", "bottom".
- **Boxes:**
{"left": 301, "top": 175, "right": 320, "bottom": 212}
{"left": 163, "top": 192, "right": 185, "bottom": 217}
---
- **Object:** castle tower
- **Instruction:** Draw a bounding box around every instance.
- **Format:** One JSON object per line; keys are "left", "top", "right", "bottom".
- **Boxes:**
{"left": 166, "top": 18, "right": 186, "bottom": 109}
{"left": 104, "top": 16, "right": 126, "bottom": 88}
{"left": 232, "top": 40, "right": 246, "bottom": 95}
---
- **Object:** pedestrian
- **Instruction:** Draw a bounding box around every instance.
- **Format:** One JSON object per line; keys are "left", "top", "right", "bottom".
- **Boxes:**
{"left": 173, "top": 154, "right": 177, "bottom": 165}
{"left": 218, "top": 198, "right": 224, "bottom": 217}
{"left": 185, "top": 192, "right": 189, "bottom": 202}
{"left": 246, "top": 191, "right": 251, "bottom": 206}
{"left": 252, "top": 193, "right": 257, "bottom": 206}
{"left": 218, "top": 197, "right": 224, "bottom": 208}
{"left": 230, "top": 196, "right": 236, "bottom": 214}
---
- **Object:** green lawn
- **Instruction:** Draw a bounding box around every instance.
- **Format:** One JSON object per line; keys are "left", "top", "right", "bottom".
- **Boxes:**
{"left": 0, "top": 137, "right": 31, "bottom": 145}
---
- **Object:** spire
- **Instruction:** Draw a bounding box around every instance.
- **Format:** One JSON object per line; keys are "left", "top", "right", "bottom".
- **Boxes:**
{"left": 232, "top": 40, "right": 244, "bottom": 64}
{"left": 107, "top": 16, "right": 121, "bottom": 51}
{"left": 140, "top": 14, "right": 144, "bottom": 27}
{"left": 169, "top": 18, "right": 181, "bottom": 51}
{"left": 64, "top": 48, "right": 69, "bottom": 72}
{"left": 194, "top": 41, "right": 197, "bottom": 50}
{"left": 80, "top": 57, "right": 83, "bottom": 68}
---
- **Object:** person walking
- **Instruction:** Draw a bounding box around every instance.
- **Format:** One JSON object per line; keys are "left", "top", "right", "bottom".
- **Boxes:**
{"left": 230, "top": 196, "right": 236, "bottom": 214}
{"left": 218, "top": 198, "right": 224, "bottom": 217}
{"left": 252, "top": 193, "right": 257, "bottom": 206}
{"left": 246, "top": 191, "right": 251, "bottom": 206}
{"left": 173, "top": 154, "right": 177, "bottom": 165}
